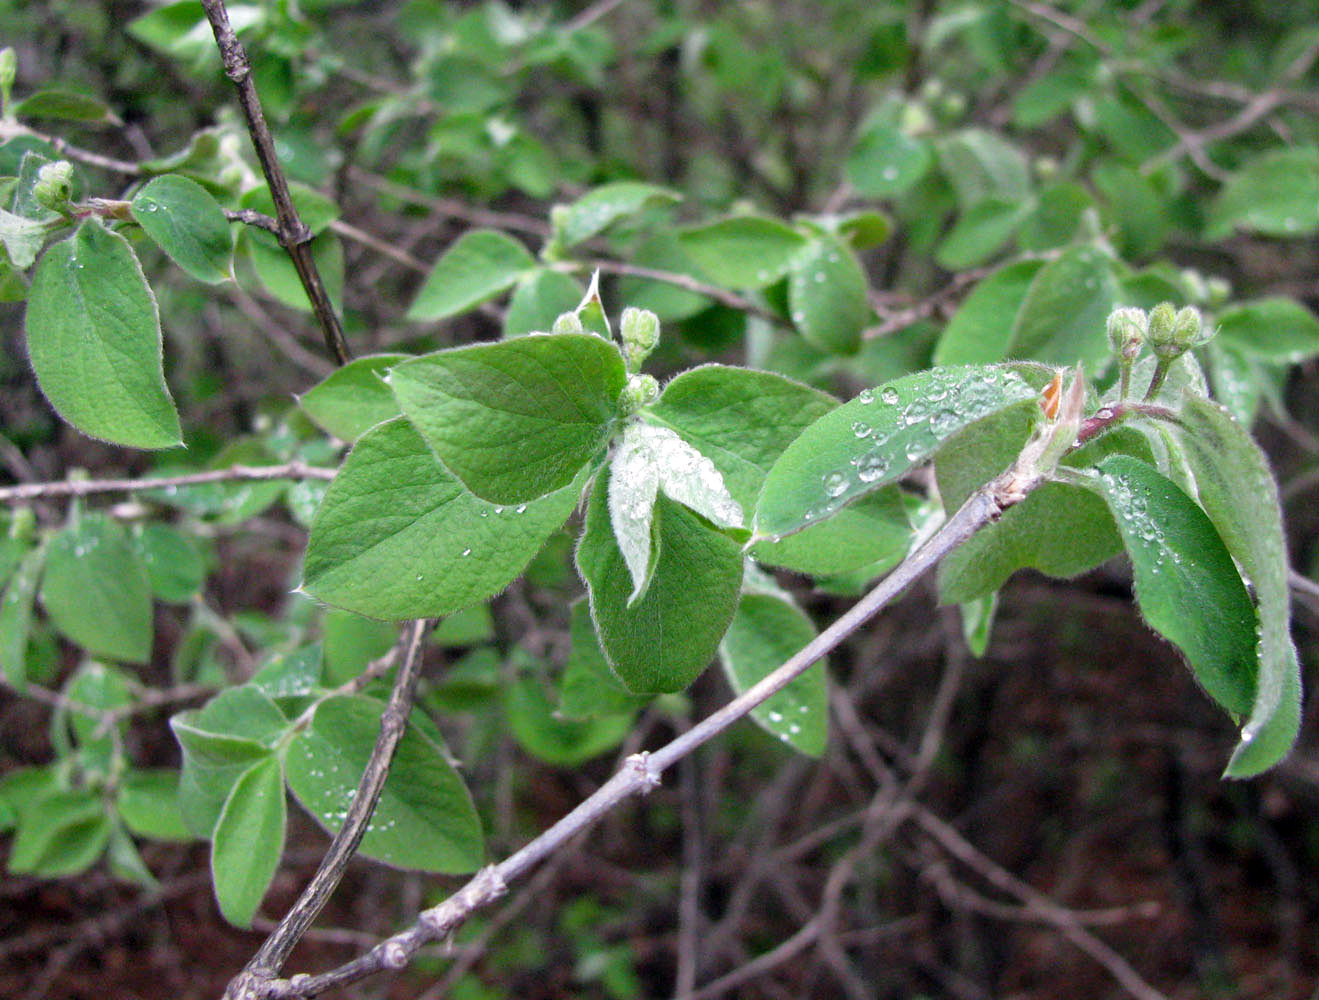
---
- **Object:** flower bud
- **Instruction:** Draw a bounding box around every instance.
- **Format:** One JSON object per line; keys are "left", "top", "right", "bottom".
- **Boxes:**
{"left": 1148, "top": 302, "right": 1201, "bottom": 359}
{"left": 618, "top": 373, "right": 659, "bottom": 414}
{"left": 1106, "top": 307, "right": 1146, "bottom": 361}
{"left": 32, "top": 160, "right": 75, "bottom": 213}
{"left": 1206, "top": 276, "right": 1231, "bottom": 308}
{"left": 620, "top": 306, "right": 660, "bottom": 371}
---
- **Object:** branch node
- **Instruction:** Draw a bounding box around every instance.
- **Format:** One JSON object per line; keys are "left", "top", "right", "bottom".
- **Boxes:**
{"left": 626, "top": 751, "right": 663, "bottom": 793}
{"left": 380, "top": 941, "right": 409, "bottom": 969}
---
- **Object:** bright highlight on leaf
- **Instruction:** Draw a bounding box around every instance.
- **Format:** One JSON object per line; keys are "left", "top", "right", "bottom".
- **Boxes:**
{"left": 608, "top": 422, "right": 744, "bottom": 603}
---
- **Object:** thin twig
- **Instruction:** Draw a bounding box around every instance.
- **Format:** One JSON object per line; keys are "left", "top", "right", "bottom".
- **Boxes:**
{"left": 226, "top": 620, "right": 431, "bottom": 998}
{"left": 241, "top": 465, "right": 1044, "bottom": 999}
{"left": 0, "top": 462, "right": 336, "bottom": 504}
{"left": 585, "top": 259, "right": 776, "bottom": 320}
{"left": 347, "top": 167, "right": 551, "bottom": 237}
{"left": 0, "top": 120, "right": 143, "bottom": 176}
{"left": 330, "top": 219, "right": 428, "bottom": 273}
{"left": 199, "top": 0, "right": 351, "bottom": 365}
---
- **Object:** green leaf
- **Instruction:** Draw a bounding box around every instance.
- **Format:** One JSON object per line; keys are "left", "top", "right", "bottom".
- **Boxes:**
{"left": 41, "top": 514, "right": 153, "bottom": 663}
{"left": 211, "top": 754, "right": 285, "bottom": 928}
{"left": 1011, "top": 65, "right": 1090, "bottom": 127}
{"left": 14, "top": 89, "right": 120, "bottom": 124}
{"left": 613, "top": 233, "right": 712, "bottom": 321}
{"left": 242, "top": 228, "right": 343, "bottom": 314}
{"left": 934, "top": 259, "right": 1044, "bottom": 365}
{"left": 0, "top": 207, "right": 47, "bottom": 269}
{"left": 506, "top": 674, "right": 632, "bottom": 766}
{"left": 788, "top": 234, "right": 870, "bottom": 355}
{"left": 846, "top": 123, "right": 933, "bottom": 197}
{"left": 1174, "top": 397, "right": 1302, "bottom": 776}
{"left": 406, "top": 229, "right": 534, "bottom": 321}
{"left": 239, "top": 182, "right": 338, "bottom": 235}
{"left": 1018, "top": 182, "right": 1092, "bottom": 253}
{"left": 677, "top": 216, "right": 807, "bottom": 289}
{"left": 755, "top": 365, "right": 1041, "bottom": 542}
{"left": 935, "top": 129, "right": 1030, "bottom": 209}
{"left": 650, "top": 365, "right": 913, "bottom": 576}
{"left": 1208, "top": 147, "right": 1319, "bottom": 239}
{"left": 1092, "top": 162, "right": 1167, "bottom": 258}
{"left": 171, "top": 685, "right": 290, "bottom": 837}
{"left": 1214, "top": 298, "right": 1319, "bottom": 364}
{"left": 322, "top": 609, "right": 397, "bottom": 684}
{"left": 285, "top": 695, "right": 484, "bottom": 872}
{"left": 132, "top": 522, "right": 205, "bottom": 603}
{"left": 503, "top": 269, "right": 584, "bottom": 338}
{"left": 553, "top": 181, "right": 680, "bottom": 247}
{"left": 720, "top": 593, "right": 827, "bottom": 756}
{"left": 25, "top": 223, "right": 182, "bottom": 448}
{"left": 935, "top": 197, "right": 1030, "bottom": 269}
{"left": 389, "top": 333, "right": 625, "bottom": 504}
{"left": 107, "top": 823, "right": 157, "bottom": 888}
{"left": 1092, "top": 456, "right": 1257, "bottom": 718}
{"left": 303, "top": 418, "right": 581, "bottom": 620}
{"left": 936, "top": 419, "right": 1151, "bottom": 603}
{"left": 430, "top": 603, "right": 494, "bottom": 647}
{"left": 130, "top": 174, "right": 233, "bottom": 284}
{"left": 298, "top": 353, "right": 404, "bottom": 441}
{"left": 0, "top": 544, "right": 45, "bottom": 688}
{"left": 1009, "top": 247, "right": 1119, "bottom": 371}
{"left": 249, "top": 644, "right": 325, "bottom": 699}
{"left": 558, "top": 601, "right": 649, "bottom": 720}
{"left": 117, "top": 769, "right": 192, "bottom": 841}
{"left": 577, "top": 469, "right": 744, "bottom": 694}
{"left": 959, "top": 592, "right": 997, "bottom": 657}
{"left": 8, "top": 788, "right": 111, "bottom": 877}
{"left": 62, "top": 662, "right": 132, "bottom": 757}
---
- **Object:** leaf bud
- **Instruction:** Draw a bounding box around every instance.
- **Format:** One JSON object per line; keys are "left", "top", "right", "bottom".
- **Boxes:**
{"left": 620, "top": 306, "right": 660, "bottom": 371}
{"left": 550, "top": 310, "right": 584, "bottom": 336}
{"left": 0, "top": 47, "right": 15, "bottom": 101}
{"left": 1206, "top": 276, "right": 1231, "bottom": 308}
{"left": 618, "top": 373, "right": 659, "bottom": 415}
{"left": 32, "top": 160, "right": 75, "bottom": 212}
{"left": 1106, "top": 306, "right": 1146, "bottom": 361}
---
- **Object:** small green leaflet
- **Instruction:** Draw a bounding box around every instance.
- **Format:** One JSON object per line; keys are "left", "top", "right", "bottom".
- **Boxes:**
{"left": 846, "top": 123, "right": 932, "bottom": 197}
{"left": 1008, "top": 247, "right": 1118, "bottom": 372}
{"left": 0, "top": 544, "right": 45, "bottom": 688}
{"left": 211, "top": 754, "right": 285, "bottom": 928}
{"left": 505, "top": 674, "right": 633, "bottom": 766}
{"left": 504, "top": 269, "right": 584, "bottom": 337}
{"left": 578, "top": 468, "right": 744, "bottom": 694}
{"left": 755, "top": 365, "right": 1042, "bottom": 542}
{"left": 720, "top": 593, "right": 827, "bottom": 756}
{"left": 130, "top": 174, "right": 234, "bottom": 284}
{"left": 1207, "top": 146, "right": 1319, "bottom": 239}
{"left": 284, "top": 695, "right": 483, "bottom": 872}
{"left": 7, "top": 788, "right": 111, "bottom": 877}
{"left": 1091, "top": 456, "right": 1257, "bottom": 717}
{"left": 25, "top": 222, "right": 182, "bottom": 448}
{"left": 302, "top": 418, "right": 582, "bottom": 620}
{"left": 406, "top": 229, "right": 534, "bottom": 321}
{"left": 934, "top": 259, "right": 1045, "bottom": 365}
{"left": 1214, "top": 298, "right": 1319, "bottom": 365}
{"left": 389, "top": 333, "right": 625, "bottom": 504}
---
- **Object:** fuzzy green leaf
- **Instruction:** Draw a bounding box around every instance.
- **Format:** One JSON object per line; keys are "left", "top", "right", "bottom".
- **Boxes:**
{"left": 578, "top": 468, "right": 744, "bottom": 694}
{"left": 755, "top": 365, "right": 1042, "bottom": 542}
{"left": 389, "top": 333, "right": 625, "bottom": 504}
{"left": 130, "top": 174, "right": 234, "bottom": 284}
{"left": 406, "top": 229, "right": 534, "bottom": 321}
{"left": 285, "top": 695, "right": 483, "bottom": 872}
{"left": 1093, "top": 456, "right": 1258, "bottom": 718}
{"left": 303, "top": 418, "right": 581, "bottom": 620}
{"left": 1175, "top": 397, "right": 1302, "bottom": 776}
{"left": 1214, "top": 298, "right": 1319, "bottom": 364}
{"left": 846, "top": 124, "right": 932, "bottom": 197}
{"left": 8, "top": 788, "right": 111, "bottom": 877}
{"left": 25, "top": 223, "right": 181, "bottom": 448}
{"left": 506, "top": 673, "right": 632, "bottom": 766}
{"left": 504, "top": 269, "right": 584, "bottom": 337}
{"left": 558, "top": 601, "right": 650, "bottom": 720}
{"left": 0, "top": 544, "right": 44, "bottom": 688}
{"left": 211, "top": 754, "right": 285, "bottom": 928}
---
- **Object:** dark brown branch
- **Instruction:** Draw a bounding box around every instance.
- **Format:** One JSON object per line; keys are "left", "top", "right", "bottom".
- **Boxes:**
{"left": 199, "top": 0, "right": 351, "bottom": 365}
{"left": 226, "top": 620, "right": 431, "bottom": 998}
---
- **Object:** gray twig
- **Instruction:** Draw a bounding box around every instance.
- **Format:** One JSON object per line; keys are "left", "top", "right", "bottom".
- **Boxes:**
{"left": 0, "top": 462, "right": 336, "bottom": 504}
